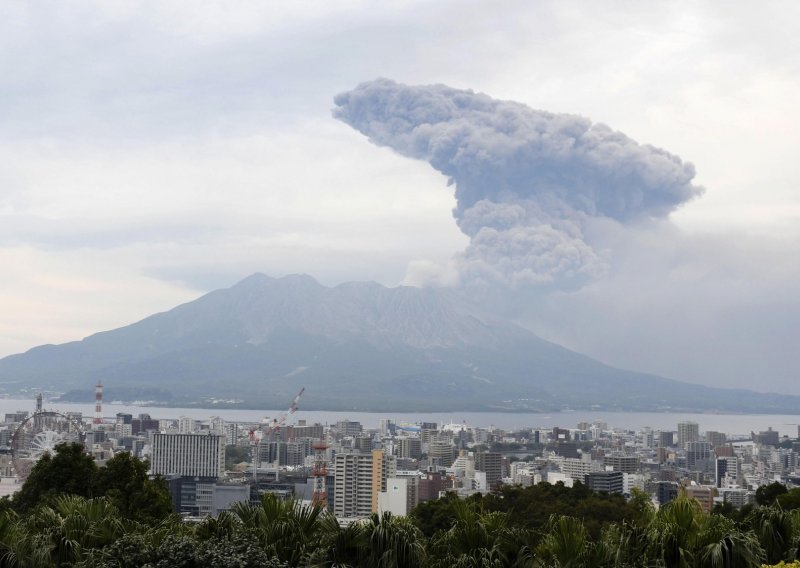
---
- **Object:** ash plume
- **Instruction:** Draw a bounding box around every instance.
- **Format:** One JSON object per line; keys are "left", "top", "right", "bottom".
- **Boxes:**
{"left": 334, "top": 78, "right": 703, "bottom": 288}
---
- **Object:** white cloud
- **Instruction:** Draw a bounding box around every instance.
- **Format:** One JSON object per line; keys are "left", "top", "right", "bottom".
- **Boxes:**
{"left": 0, "top": 0, "right": 797, "bottom": 393}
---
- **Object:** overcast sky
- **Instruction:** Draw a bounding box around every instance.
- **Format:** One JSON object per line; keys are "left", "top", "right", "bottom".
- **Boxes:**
{"left": 1, "top": 1, "right": 798, "bottom": 393}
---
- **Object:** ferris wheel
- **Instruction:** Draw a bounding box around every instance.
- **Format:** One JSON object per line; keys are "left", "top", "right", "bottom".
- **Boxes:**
{"left": 10, "top": 411, "right": 84, "bottom": 480}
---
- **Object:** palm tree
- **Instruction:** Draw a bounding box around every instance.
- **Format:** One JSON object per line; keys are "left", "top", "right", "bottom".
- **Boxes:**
{"left": 194, "top": 510, "right": 241, "bottom": 541}
{"left": 646, "top": 495, "right": 705, "bottom": 567}
{"left": 535, "top": 514, "right": 589, "bottom": 568}
{"left": 747, "top": 506, "right": 796, "bottom": 565}
{"left": 0, "top": 496, "right": 127, "bottom": 568}
{"left": 427, "top": 499, "right": 532, "bottom": 567}
{"left": 230, "top": 493, "right": 327, "bottom": 565}
{"left": 311, "top": 513, "right": 368, "bottom": 567}
{"left": 0, "top": 509, "right": 52, "bottom": 568}
{"left": 694, "top": 513, "right": 764, "bottom": 568}
{"left": 645, "top": 495, "right": 766, "bottom": 568}
{"left": 360, "top": 512, "right": 425, "bottom": 568}
{"left": 590, "top": 521, "right": 650, "bottom": 567}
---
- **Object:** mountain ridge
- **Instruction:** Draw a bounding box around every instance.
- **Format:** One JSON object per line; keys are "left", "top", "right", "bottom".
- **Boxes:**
{"left": 0, "top": 273, "right": 797, "bottom": 413}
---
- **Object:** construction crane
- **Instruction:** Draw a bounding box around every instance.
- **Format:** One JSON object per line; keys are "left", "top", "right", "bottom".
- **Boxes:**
{"left": 251, "top": 387, "right": 305, "bottom": 485}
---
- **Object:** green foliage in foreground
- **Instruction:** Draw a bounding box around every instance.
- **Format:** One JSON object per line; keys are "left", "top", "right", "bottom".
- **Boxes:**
{"left": 1, "top": 444, "right": 799, "bottom": 567}
{"left": 7, "top": 444, "right": 173, "bottom": 523}
{"left": 0, "top": 492, "right": 796, "bottom": 567}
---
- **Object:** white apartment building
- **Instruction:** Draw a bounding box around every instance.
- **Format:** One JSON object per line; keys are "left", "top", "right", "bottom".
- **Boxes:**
{"left": 377, "top": 476, "right": 419, "bottom": 516}
{"left": 150, "top": 432, "right": 225, "bottom": 478}
{"left": 560, "top": 457, "right": 598, "bottom": 482}
{"left": 178, "top": 416, "right": 197, "bottom": 434}
{"left": 333, "top": 450, "right": 396, "bottom": 519}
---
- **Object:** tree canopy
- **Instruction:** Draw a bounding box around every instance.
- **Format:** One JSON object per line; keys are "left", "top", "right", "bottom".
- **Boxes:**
{"left": 11, "top": 442, "right": 97, "bottom": 513}
{"left": 11, "top": 444, "right": 172, "bottom": 523}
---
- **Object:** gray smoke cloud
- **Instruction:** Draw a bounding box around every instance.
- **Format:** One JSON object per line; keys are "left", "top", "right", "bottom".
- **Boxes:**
{"left": 333, "top": 78, "right": 704, "bottom": 288}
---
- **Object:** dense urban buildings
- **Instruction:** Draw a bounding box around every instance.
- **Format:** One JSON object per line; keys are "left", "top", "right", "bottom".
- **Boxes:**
{"left": 3, "top": 399, "right": 800, "bottom": 520}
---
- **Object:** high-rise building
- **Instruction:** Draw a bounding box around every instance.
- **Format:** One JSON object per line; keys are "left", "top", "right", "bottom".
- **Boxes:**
{"left": 686, "top": 441, "right": 713, "bottom": 471}
{"left": 560, "top": 458, "right": 594, "bottom": 482}
{"left": 705, "top": 431, "right": 727, "bottom": 448}
{"left": 333, "top": 450, "right": 396, "bottom": 519}
{"left": 397, "top": 437, "right": 422, "bottom": 460}
{"left": 354, "top": 436, "right": 374, "bottom": 452}
{"left": 677, "top": 422, "right": 699, "bottom": 449}
{"left": 716, "top": 456, "right": 739, "bottom": 488}
{"left": 178, "top": 416, "right": 196, "bottom": 434}
{"left": 474, "top": 452, "right": 502, "bottom": 490}
{"left": 427, "top": 440, "right": 455, "bottom": 467}
{"left": 151, "top": 433, "right": 225, "bottom": 478}
{"left": 259, "top": 441, "right": 288, "bottom": 465}
{"left": 420, "top": 428, "right": 439, "bottom": 445}
{"left": 333, "top": 453, "right": 373, "bottom": 518}
{"left": 371, "top": 449, "right": 396, "bottom": 512}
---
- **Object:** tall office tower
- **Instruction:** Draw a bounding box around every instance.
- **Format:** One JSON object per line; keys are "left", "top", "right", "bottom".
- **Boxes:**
{"left": 354, "top": 436, "right": 374, "bottom": 452}
{"left": 371, "top": 449, "right": 396, "bottom": 512}
{"left": 333, "top": 453, "right": 372, "bottom": 518}
{"left": 474, "top": 452, "right": 503, "bottom": 490}
{"left": 333, "top": 450, "right": 395, "bottom": 519}
{"left": 150, "top": 433, "right": 226, "bottom": 478}
{"left": 420, "top": 428, "right": 439, "bottom": 445}
{"left": 209, "top": 416, "right": 225, "bottom": 434}
{"left": 677, "top": 421, "right": 700, "bottom": 449}
{"left": 716, "top": 456, "right": 740, "bottom": 487}
{"left": 397, "top": 437, "right": 422, "bottom": 460}
{"left": 658, "top": 431, "right": 675, "bottom": 447}
{"left": 379, "top": 419, "right": 395, "bottom": 436}
{"left": 260, "top": 441, "right": 288, "bottom": 466}
{"left": 705, "top": 431, "right": 727, "bottom": 448}
{"left": 686, "top": 441, "right": 713, "bottom": 471}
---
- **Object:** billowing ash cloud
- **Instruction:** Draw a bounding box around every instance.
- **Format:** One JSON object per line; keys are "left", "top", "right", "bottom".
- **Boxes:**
{"left": 334, "top": 78, "right": 703, "bottom": 288}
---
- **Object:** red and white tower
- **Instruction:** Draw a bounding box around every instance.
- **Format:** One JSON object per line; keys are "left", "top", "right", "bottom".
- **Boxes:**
{"left": 94, "top": 381, "right": 103, "bottom": 425}
{"left": 311, "top": 439, "right": 329, "bottom": 509}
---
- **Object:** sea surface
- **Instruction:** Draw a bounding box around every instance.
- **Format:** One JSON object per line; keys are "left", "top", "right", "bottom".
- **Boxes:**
{"left": 3, "top": 399, "right": 798, "bottom": 437}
